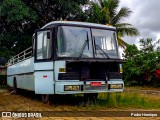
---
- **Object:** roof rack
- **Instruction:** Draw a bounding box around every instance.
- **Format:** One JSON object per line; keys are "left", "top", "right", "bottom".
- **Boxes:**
{"left": 8, "top": 47, "right": 32, "bottom": 65}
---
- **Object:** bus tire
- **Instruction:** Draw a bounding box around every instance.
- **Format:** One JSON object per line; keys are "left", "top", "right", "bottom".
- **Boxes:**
{"left": 41, "top": 95, "right": 51, "bottom": 104}
{"left": 84, "top": 93, "right": 98, "bottom": 101}
{"left": 11, "top": 78, "right": 17, "bottom": 94}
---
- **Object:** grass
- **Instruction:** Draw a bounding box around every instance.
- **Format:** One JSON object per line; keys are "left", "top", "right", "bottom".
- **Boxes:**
{"left": 0, "top": 87, "right": 160, "bottom": 111}
{"left": 0, "top": 85, "right": 9, "bottom": 89}
{"left": 125, "top": 86, "right": 160, "bottom": 91}
{"left": 78, "top": 92, "right": 160, "bottom": 110}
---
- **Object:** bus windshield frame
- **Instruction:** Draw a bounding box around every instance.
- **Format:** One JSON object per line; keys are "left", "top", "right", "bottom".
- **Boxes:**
{"left": 56, "top": 25, "right": 119, "bottom": 59}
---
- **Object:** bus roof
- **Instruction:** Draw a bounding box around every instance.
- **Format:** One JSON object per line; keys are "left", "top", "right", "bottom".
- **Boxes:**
{"left": 41, "top": 21, "right": 116, "bottom": 30}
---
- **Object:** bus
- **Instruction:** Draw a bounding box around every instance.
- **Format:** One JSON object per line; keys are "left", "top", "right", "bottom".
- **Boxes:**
{"left": 7, "top": 21, "right": 124, "bottom": 102}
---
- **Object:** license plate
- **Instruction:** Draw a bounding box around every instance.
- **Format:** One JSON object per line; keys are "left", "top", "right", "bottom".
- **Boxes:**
{"left": 90, "top": 82, "right": 101, "bottom": 86}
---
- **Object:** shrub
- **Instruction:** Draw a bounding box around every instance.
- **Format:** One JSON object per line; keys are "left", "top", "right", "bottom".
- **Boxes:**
{"left": 0, "top": 75, "right": 7, "bottom": 87}
{"left": 123, "top": 38, "right": 160, "bottom": 87}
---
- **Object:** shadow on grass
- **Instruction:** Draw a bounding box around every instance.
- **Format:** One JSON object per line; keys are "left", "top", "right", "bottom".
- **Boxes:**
{"left": 7, "top": 88, "right": 94, "bottom": 106}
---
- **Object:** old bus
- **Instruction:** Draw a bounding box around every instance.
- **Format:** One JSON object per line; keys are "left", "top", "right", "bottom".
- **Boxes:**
{"left": 7, "top": 21, "right": 124, "bottom": 102}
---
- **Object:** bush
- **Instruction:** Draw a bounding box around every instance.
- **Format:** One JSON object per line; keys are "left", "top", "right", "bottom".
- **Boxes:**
{"left": 0, "top": 75, "right": 7, "bottom": 87}
{"left": 123, "top": 38, "right": 160, "bottom": 87}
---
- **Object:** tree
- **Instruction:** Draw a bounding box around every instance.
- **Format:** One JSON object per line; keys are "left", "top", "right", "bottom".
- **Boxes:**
{"left": 123, "top": 38, "right": 160, "bottom": 87}
{"left": 87, "top": 0, "right": 139, "bottom": 47}
{"left": 0, "top": 0, "right": 89, "bottom": 64}
{"left": 0, "top": 0, "right": 37, "bottom": 59}
{"left": 23, "top": 0, "right": 89, "bottom": 25}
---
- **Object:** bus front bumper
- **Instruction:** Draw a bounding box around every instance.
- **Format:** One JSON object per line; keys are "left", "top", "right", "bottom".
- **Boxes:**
{"left": 54, "top": 80, "right": 124, "bottom": 94}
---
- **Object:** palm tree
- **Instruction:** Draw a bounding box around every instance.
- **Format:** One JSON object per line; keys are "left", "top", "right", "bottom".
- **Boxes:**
{"left": 88, "top": 0, "right": 139, "bottom": 47}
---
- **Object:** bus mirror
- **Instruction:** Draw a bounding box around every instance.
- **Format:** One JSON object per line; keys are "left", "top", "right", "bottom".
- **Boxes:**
{"left": 47, "top": 32, "right": 50, "bottom": 39}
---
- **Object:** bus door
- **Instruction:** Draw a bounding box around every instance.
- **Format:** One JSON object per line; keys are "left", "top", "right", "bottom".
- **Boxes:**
{"left": 34, "top": 29, "right": 54, "bottom": 94}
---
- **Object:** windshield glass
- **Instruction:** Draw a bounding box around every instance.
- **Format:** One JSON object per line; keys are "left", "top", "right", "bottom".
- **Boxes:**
{"left": 57, "top": 26, "right": 93, "bottom": 58}
{"left": 92, "top": 29, "right": 118, "bottom": 58}
{"left": 57, "top": 26, "right": 118, "bottom": 58}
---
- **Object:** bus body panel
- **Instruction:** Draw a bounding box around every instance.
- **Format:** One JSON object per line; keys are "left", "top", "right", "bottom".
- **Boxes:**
{"left": 34, "top": 62, "right": 53, "bottom": 71}
{"left": 7, "top": 57, "right": 34, "bottom": 75}
{"left": 55, "top": 81, "right": 83, "bottom": 94}
{"left": 54, "top": 61, "right": 66, "bottom": 81}
{"left": 34, "top": 62, "right": 54, "bottom": 94}
{"left": 16, "top": 74, "right": 35, "bottom": 91}
{"left": 34, "top": 71, "right": 54, "bottom": 94}
{"left": 7, "top": 76, "right": 14, "bottom": 87}
{"left": 7, "top": 57, "right": 34, "bottom": 91}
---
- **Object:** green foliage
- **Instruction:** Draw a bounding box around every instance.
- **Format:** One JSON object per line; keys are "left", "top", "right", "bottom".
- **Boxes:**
{"left": 22, "top": 0, "right": 89, "bottom": 24}
{"left": 123, "top": 38, "right": 160, "bottom": 87}
{"left": 79, "top": 92, "right": 160, "bottom": 109}
{"left": 0, "top": 0, "right": 37, "bottom": 22}
{"left": 0, "top": 0, "right": 89, "bottom": 64}
{"left": 87, "top": 3, "right": 105, "bottom": 24}
{"left": 0, "top": 75, "right": 7, "bottom": 88}
{"left": 87, "top": 0, "right": 139, "bottom": 47}
{"left": 0, "top": 0, "right": 38, "bottom": 62}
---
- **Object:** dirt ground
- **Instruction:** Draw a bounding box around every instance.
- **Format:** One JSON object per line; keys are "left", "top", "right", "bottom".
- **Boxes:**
{"left": 0, "top": 88, "right": 160, "bottom": 120}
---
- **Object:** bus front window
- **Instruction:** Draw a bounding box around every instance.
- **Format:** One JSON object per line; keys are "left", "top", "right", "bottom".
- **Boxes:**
{"left": 57, "top": 26, "right": 118, "bottom": 59}
{"left": 57, "top": 26, "right": 93, "bottom": 58}
{"left": 92, "top": 29, "right": 118, "bottom": 58}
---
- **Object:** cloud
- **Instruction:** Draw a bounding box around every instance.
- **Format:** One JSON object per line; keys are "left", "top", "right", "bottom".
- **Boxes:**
{"left": 119, "top": 0, "right": 160, "bottom": 44}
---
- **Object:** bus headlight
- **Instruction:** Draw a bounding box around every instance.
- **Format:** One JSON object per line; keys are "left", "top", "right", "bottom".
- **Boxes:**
{"left": 64, "top": 85, "right": 80, "bottom": 91}
{"left": 110, "top": 84, "right": 123, "bottom": 89}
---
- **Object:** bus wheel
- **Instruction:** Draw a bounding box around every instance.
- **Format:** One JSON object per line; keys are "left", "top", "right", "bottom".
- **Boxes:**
{"left": 84, "top": 93, "right": 98, "bottom": 101}
{"left": 41, "top": 95, "right": 51, "bottom": 104}
{"left": 11, "top": 78, "right": 17, "bottom": 94}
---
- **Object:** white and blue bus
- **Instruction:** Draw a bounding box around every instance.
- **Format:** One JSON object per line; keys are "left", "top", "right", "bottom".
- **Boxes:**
{"left": 7, "top": 21, "right": 124, "bottom": 102}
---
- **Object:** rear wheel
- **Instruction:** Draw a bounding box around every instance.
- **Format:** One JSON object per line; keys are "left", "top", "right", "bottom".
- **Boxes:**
{"left": 11, "top": 78, "right": 17, "bottom": 94}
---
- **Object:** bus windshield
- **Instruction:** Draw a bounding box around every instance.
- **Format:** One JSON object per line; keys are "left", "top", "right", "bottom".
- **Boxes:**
{"left": 57, "top": 26, "right": 118, "bottom": 58}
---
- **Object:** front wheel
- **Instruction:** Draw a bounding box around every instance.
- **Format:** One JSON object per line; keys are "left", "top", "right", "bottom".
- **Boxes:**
{"left": 41, "top": 95, "right": 51, "bottom": 104}
{"left": 84, "top": 93, "right": 98, "bottom": 101}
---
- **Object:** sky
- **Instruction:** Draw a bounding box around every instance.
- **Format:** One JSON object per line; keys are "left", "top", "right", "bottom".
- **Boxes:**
{"left": 119, "top": 0, "right": 160, "bottom": 46}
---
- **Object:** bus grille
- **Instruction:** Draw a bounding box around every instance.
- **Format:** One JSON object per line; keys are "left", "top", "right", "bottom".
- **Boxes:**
{"left": 58, "top": 73, "right": 79, "bottom": 80}
{"left": 109, "top": 72, "right": 122, "bottom": 79}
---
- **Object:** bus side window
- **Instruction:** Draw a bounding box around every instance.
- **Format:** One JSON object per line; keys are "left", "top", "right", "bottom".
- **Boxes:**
{"left": 36, "top": 30, "right": 52, "bottom": 60}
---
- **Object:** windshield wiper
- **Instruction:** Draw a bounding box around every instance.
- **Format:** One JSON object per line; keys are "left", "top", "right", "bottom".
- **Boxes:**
{"left": 94, "top": 37, "right": 110, "bottom": 59}
{"left": 78, "top": 32, "right": 89, "bottom": 59}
